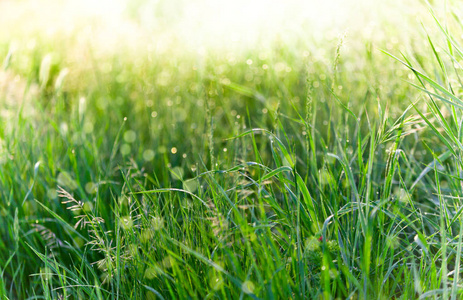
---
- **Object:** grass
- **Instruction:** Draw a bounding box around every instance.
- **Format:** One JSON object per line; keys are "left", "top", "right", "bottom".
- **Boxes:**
{"left": 2, "top": 0, "right": 463, "bottom": 299}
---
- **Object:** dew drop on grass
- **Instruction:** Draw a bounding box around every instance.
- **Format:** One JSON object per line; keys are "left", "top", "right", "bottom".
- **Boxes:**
{"left": 209, "top": 275, "right": 223, "bottom": 290}
{"left": 242, "top": 281, "right": 255, "bottom": 294}
{"left": 143, "top": 149, "right": 155, "bottom": 161}
{"left": 47, "top": 188, "right": 57, "bottom": 199}
{"left": 170, "top": 166, "right": 184, "bottom": 180}
{"left": 83, "top": 201, "right": 93, "bottom": 212}
{"left": 83, "top": 121, "right": 94, "bottom": 133}
{"left": 162, "top": 256, "right": 173, "bottom": 269}
{"left": 85, "top": 182, "right": 97, "bottom": 194}
{"left": 171, "top": 147, "right": 177, "bottom": 154}
{"left": 40, "top": 267, "right": 52, "bottom": 281}
{"left": 145, "top": 291, "right": 157, "bottom": 300}
{"left": 120, "top": 144, "right": 131, "bottom": 156}
{"left": 57, "top": 171, "right": 78, "bottom": 191}
{"left": 144, "top": 267, "right": 157, "bottom": 280}
{"left": 183, "top": 179, "right": 198, "bottom": 193}
{"left": 123, "top": 130, "right": 136, "bottom": 143}
{"left": 158, "top": 146, "right": 166, "bottom": 154}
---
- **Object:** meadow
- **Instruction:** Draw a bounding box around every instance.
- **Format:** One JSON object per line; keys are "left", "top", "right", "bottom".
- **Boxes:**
{"left": 1, "top": 0, "right": 463, "bottom": 299}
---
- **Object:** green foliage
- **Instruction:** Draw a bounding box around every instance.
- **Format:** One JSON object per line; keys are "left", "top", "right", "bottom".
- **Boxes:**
{"left": 2, "top": 1, "right": 463, "bottom": 299}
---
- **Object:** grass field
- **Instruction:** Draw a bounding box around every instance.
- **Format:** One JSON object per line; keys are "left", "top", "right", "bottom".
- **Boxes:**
{"left": 2, "top": 0, "right": 463, "bottom": 299}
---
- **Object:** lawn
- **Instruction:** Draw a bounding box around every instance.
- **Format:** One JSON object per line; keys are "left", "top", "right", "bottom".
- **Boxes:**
{"left": 1, "top": 0, "right": 463, "bottom": 299}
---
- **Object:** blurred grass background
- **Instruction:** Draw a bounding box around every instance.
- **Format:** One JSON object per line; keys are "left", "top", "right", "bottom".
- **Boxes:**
{"left": 2, "top": 0, "right": 463, "bottom": 298}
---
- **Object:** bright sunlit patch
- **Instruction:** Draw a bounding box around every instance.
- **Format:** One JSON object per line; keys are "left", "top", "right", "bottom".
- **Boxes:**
{"left": 0, "top": 0, "right": 420, "bottom": 50}
{"left": 66, "top": 0, "right": 126, "bottom": 19}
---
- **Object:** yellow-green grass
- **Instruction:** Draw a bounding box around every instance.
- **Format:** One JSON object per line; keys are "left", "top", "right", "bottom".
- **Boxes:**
{"left": 1, "top": 0, "right": 463, "bottom": 299}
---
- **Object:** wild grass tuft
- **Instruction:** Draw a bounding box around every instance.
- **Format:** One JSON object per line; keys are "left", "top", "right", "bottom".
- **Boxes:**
{"left": 2, "top": 1, "right": 463, "bottom": 299}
